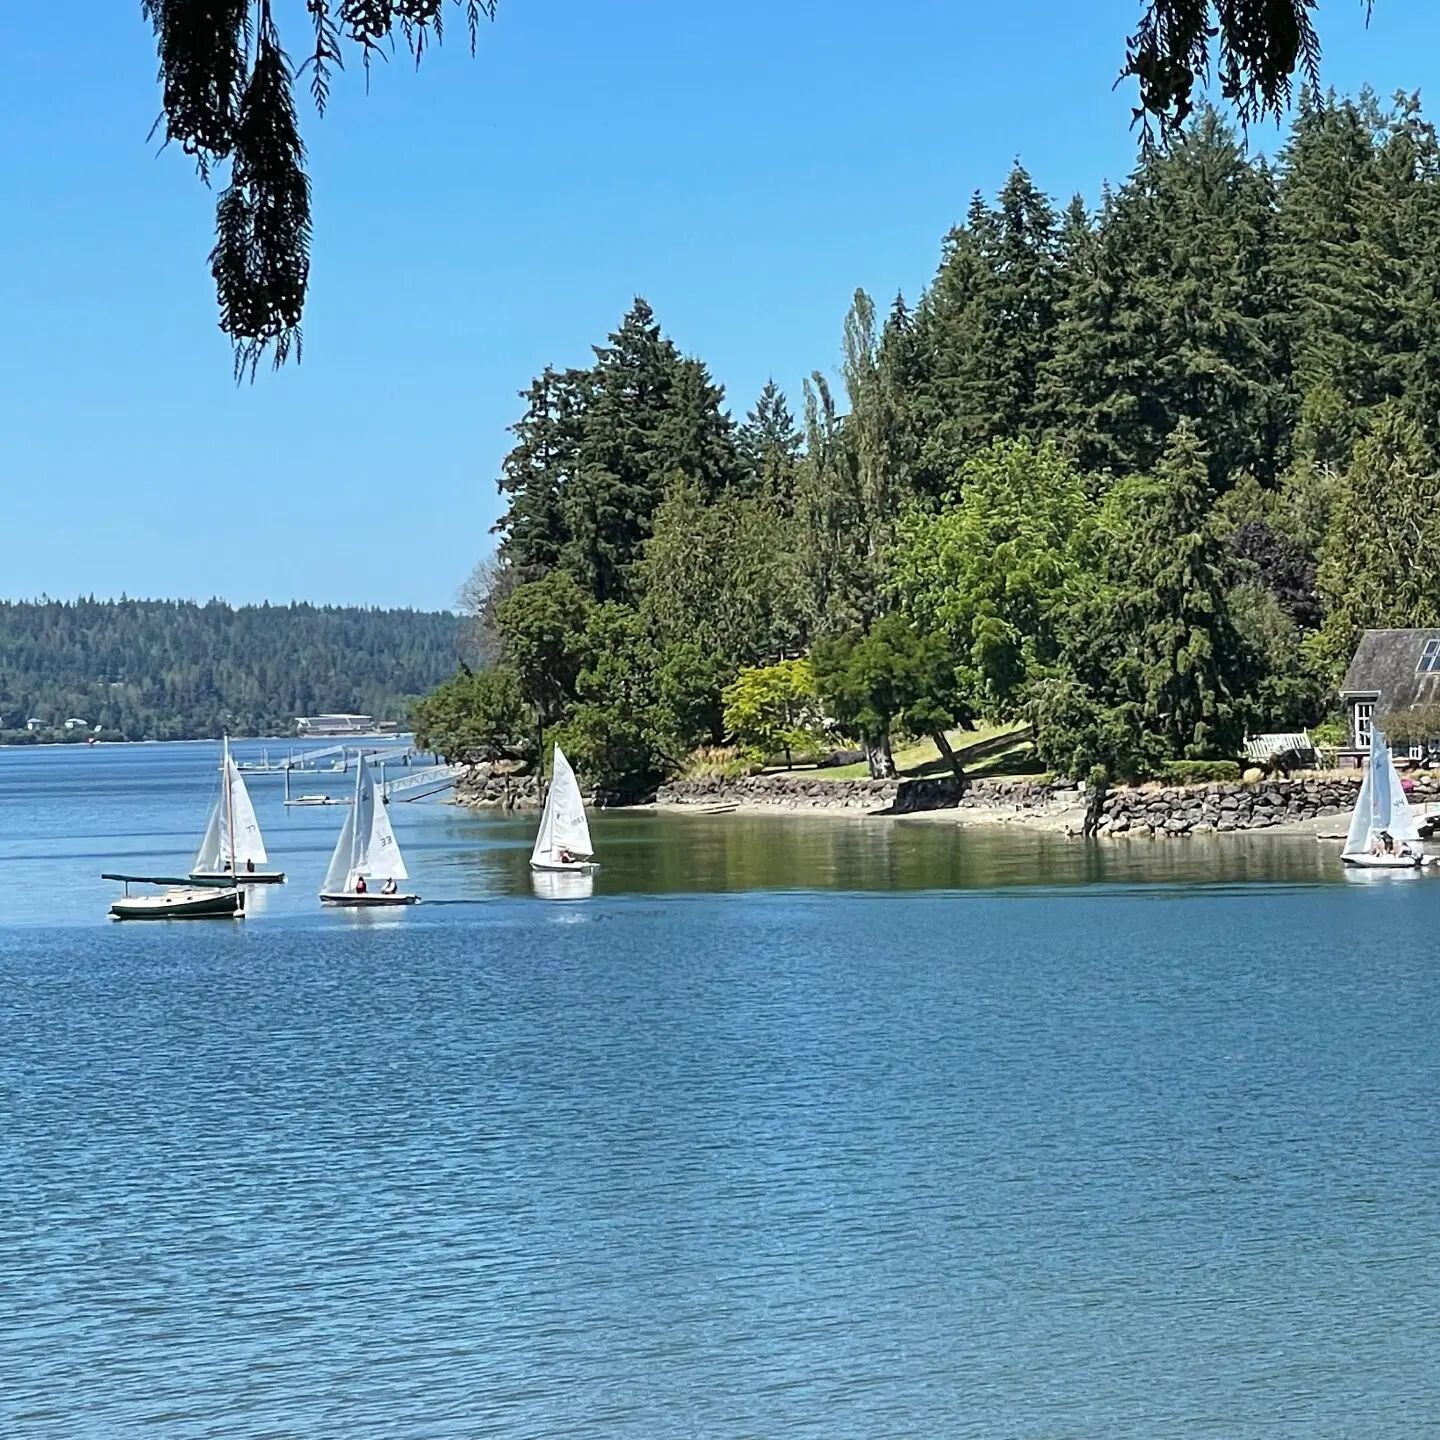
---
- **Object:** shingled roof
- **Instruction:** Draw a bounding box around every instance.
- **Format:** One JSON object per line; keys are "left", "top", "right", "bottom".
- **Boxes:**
{"left": 1340, "top": 628, "right": 1440, "bottom": 714}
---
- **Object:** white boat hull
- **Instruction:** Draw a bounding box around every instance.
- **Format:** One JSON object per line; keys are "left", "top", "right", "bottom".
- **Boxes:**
{"left": 529, "top": 859, "right": 599, "bottom": 874}
{"left": 320, "top": 892, "right": 420, "bottom": 906}
{"left": 1340, "top": 852, "right": 1424, "bottom": 869}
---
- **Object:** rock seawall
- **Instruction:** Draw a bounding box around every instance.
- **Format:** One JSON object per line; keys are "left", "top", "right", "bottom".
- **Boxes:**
{"left": 655, "top": 771, "right": 1440, "bottom": 835}
{"left": 655, "top": 774, "right": 1078, "bottom": 815}
{"left": 454, "top": 771, "right": 543, "bottom": 808}
{"left": 1096, "top": 777, "right": 1374, "bottom": 835}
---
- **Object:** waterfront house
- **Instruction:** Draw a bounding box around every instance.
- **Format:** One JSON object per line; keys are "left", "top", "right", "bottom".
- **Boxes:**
{"left": 1339, "top": 628, "right": 1440, "bottom": 765}
{"left": 24, "top": 718, "right": 42, "bottom": 732}
{"left": 62, "top": 717, "right": 87, "bottom": 732}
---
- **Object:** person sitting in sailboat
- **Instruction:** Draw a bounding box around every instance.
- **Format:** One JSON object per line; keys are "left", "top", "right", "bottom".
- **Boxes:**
{"left": 382, "top": 878, "right": 398, "bottom": 895}
{"left": 354, "top": 875, "right": 367, "bottom": 895}
{"left": 1371, "top": 831, "right": 1396, "bottom": 857}
{"left": 557, "top": 848, "right": 575, "bottom": 865}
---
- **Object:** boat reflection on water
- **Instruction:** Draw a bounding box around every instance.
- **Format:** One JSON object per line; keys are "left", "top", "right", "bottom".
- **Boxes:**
{"left": 531, "top": 869, "right": 594, "bottom": 902}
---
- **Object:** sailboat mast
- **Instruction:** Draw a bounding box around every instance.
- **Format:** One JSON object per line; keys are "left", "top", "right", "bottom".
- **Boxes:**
{"left": 224, "top": 734, "right": 236, "bottom": 876}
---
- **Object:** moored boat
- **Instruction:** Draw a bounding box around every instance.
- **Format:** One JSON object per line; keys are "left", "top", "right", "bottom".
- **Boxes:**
{"left": 190, "top": 736, "right": 286, "bottom": 884}
{"left": 106, "top": 875, "right": 245, "bottom": 921}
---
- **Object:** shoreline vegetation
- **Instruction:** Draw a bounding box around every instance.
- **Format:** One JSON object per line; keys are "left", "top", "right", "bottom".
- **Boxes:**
{"left": 416, "top": 91, "right": 1440, "bottom": 807}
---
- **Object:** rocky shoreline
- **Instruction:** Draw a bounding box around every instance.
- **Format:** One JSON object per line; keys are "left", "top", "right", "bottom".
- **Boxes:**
{"left": 458, "top": 767, "right": 1439, "bottom": 838}
{"left": 655, "top": 773, "right": 1077, "bottom": 816}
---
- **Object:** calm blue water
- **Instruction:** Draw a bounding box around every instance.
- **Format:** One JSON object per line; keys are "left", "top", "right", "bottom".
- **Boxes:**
{"left": 2, "top": 742, "right": 1439, "bottom": 1436}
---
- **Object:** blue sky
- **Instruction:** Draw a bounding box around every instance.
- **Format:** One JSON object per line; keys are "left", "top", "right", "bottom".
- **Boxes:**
{"left": 4, "top": 1, "right": 1439, "bottom": 612}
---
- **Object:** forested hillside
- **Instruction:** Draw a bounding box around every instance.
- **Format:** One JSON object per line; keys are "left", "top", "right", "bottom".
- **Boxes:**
{"left": 0, "top": 598, "right": 460, "bottom": 742}
{"left": 417, "top": 91, "right": 1440, "bottom": 791}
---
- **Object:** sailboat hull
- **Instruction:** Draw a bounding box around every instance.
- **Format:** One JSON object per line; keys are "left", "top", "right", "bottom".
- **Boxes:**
{"left": 529, "top": 859, "right": 600, "bottom": 874}
{"left": 320, "top": 892, "right": 420, "bottom": 906}
{"left": 111, "top": 887, "right": 245, "bottom": 920}
{"left": 190, "top": 870, "right": 287, "bottom": 885}
{"left": 1340, "top": 852, "right": 1425, "bottom": 869}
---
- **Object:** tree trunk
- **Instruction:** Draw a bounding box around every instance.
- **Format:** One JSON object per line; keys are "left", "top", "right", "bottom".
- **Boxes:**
{"left": 931, "top": 728, "right": 968, "bottom": 791}
{"left": 867, "top": 730, "right": 899, "bottom": 780}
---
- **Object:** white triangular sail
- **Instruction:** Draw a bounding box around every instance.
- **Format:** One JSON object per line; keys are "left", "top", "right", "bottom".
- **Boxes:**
{"left": 323, "top": 756, "right": 407, "bottom": 892}
{"left": 193, "top": 739, "right": 270, "bottom": 873}
{"left": 531, "top": 745, "right": 594, "bottom": 864}
{"left": 1343, "top": 729, "right": 1420, "bottom": 854}
{"left": 323, "top": 801, "right": 359, "bottom": 894}
{"left": 192, "top": 799, "right": 224, "bottom": 873}
{"left": 225, "top": 759, "right": 269, "bottom": 866}
{"left": 1382, "top": 736, "right": 1422, "bottom": 844}
{"left": 363, "top": 770, "right": 409, "bottom": 882}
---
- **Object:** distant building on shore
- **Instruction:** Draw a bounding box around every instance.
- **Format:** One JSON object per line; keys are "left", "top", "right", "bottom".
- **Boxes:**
{"left": 296, "top": 713, "right": 399, "bottom": 738}
{"left": 63, "top": 717, "right": 87, "bottom": 731}
{"left": 25, "top": 718, "right": 43, "bottom": 732}
{"left": 1339, "top": 628, "right": 1440, "bottom": 766}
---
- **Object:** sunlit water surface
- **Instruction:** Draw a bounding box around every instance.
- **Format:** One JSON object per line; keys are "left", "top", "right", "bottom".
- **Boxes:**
{"left": 2, "top": 741, "right": 1438, "bottom": 1437}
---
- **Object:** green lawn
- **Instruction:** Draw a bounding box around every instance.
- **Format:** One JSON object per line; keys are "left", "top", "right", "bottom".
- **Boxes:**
{"left": 773, "top": 722, "right": 1035, "bottom": 781}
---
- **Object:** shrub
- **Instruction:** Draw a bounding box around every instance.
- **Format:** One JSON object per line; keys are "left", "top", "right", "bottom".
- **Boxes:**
{"left": 1159, "top": 759, "right": 1242, "bottom": 784}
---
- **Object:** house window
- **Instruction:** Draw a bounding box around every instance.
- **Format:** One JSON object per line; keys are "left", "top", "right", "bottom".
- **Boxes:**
{"left": 1354, "top": 702, "right": 1374, "bottom": 750}
{"left": 1419, "top": 638, "right": 1440, "bottom": 673}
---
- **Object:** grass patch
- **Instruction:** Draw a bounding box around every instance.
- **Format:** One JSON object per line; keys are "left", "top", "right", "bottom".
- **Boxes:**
{"left": 771, "top": 723, "right": 1030, "bottom": 781}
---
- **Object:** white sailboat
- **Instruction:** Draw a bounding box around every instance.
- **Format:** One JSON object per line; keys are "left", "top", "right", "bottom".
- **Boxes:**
{"left": 1341, "top": 729, "right": 1426, "bottom": 868}
{"left": 190, "top": 736, "right": 286, "bottom": 884}
{"left": 530, "top": 744, "right": 599, "bottom": 873}
{"left": 320, "top": 755, "right": 419, "bottom": 905}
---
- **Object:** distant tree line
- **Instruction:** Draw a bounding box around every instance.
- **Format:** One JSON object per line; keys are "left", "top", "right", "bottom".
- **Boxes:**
{"left": 417, "top": 91, "right": 1440, "bottom": 792}
{"left": 0, "top": 597, "right": 459, "bottom": 742}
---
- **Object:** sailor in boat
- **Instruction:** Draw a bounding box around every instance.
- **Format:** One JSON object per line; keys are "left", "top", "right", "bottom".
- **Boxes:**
{"left": 355, "top": 875, "right": 368, "bottom": 895}
{"left": 245, "top": 858, "right": 255, "bottom": 875}
{"left": 382, "top": 878, "right": 398, "bottom": 895}
{"left": 558, "top": 847, "right": 575, "bottom": 865}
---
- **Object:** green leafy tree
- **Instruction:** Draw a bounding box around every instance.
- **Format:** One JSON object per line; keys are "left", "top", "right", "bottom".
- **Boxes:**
{"left": 721, "top": 660, "right": 825, "bottom": 765}
{"left": 557, "top": 605, "right": 681, "bottom": 796}
{"left": 642, "top": 479, "right": 806, "bottom": 673}
{"left": 411, "top": 666, "right": 532, "bottom": 765}
{"left": 812, "top": 615, "right": 970, "bottom": 780}
{"left": 493, "top": 569, "right": 594, "bottom": 735}
{"left": 891, "top": 439, "right": 1091, "bottom": 719}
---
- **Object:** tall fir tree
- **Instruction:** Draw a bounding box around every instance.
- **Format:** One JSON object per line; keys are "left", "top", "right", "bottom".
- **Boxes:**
{"left": 1314, "top": 402, "right": 1440, "bottom": 679}
{"left": 1116, "top": 423, "right": 1255, "bottom": 757}
{"left": 1044, "top": 109, "right": 1288, "bottom": 489}
{"left": 738, "top": 379, "right": 803, "bottom": 504}
{"left": 493, "top": 366, "right": 587, "bottom": 581}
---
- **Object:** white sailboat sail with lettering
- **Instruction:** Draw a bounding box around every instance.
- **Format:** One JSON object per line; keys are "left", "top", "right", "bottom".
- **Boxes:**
{"left": 320, "top": 756, "right": 418, "bottom": 904}
{"left": 191, "top": 737, "right": 284, "bottom": 882}
{"left": 1342, "top": 729, "right": 1424, "bottom": 868}
{"left": 530, "top": 745, "right": 597, "bottom": 872}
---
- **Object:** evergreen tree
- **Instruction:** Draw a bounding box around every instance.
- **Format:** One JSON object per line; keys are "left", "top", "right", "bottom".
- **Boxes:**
{"left": 1045, "top": 110, "right": 1288, "bottom": 488}
{"left": 1115, "top": 424, "right": 1255, "bottom": 757}
{"left": 1276, "top": 91, "right": 1410, "bottom": 466}
{"left": 1314, "top": 402, "right": 1440, "bottom": 679}
{"left": 917, "top": 167, "right": 1060, "bottom": 482}
{"left": 738, "top": 380, "right": 802, "bottom": 502}
{"left": 493, "top": 367, "right": 587, "bottom": 581}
